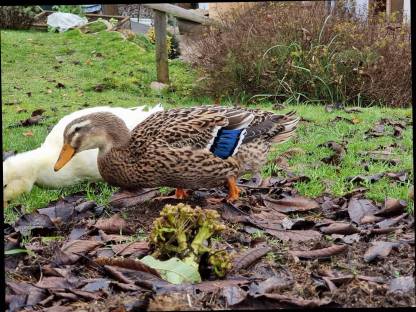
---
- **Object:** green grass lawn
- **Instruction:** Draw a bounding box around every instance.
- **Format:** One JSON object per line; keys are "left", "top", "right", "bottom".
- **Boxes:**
{"left": 2, "top": 29, "right": 413, "bottom": 223}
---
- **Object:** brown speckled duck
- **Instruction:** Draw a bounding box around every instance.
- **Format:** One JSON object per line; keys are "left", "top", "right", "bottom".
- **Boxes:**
{"left": 54, "top": 106, "right": 299, "bottom": 202}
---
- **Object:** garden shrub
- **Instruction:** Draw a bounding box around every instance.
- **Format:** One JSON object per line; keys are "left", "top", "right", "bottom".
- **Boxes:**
{"left": 0, "top": 6, "right": 42, "bottom": 30}
{"left": 189, "top": 1, "right": 411, "bottom": 107}
{"left": 146, "top": 26, "right": 180, "bottom": 59}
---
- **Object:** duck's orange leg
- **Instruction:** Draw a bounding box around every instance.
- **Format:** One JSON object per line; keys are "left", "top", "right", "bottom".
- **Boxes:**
{"left": 175, "top": 188, "right": 188, "bottom": 199}
{"left": 226, "top": 176, "right": 240, "bottom": 203}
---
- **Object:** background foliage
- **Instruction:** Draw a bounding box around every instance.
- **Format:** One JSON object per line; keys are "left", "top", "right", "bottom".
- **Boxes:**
{"left": 189, "top": 1, "right": 411, "bottom": 107}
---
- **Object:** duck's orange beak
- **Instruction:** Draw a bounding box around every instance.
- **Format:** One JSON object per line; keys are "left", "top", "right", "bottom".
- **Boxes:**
{"left": 54, "top": 144, "right": 75, "bottom": 172}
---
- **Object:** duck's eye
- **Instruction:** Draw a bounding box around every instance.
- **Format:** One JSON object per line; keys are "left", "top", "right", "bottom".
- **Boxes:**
{"left": 74, "top": 127, "right": 81, "bottom": 132}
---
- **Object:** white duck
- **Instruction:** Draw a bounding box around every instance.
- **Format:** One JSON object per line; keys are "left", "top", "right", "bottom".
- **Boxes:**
{"left": 3, "top": 105, "right": 163, "bottom": 205}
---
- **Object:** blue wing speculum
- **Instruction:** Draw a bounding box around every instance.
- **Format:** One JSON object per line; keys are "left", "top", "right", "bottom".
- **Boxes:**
{"left": 210, "top": 128, "right": 247, "bottom": 159}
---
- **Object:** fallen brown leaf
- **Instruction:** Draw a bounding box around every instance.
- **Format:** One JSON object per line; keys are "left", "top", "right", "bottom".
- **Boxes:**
{"left": 222, "top": 285, "right": 247, "bottom": 306}
{"left": 62, "top": 239, "right": 104, "bottom": 255}
{"left": 330, "top": 116, "right": 355, "bottom": 124}
{"left": 11, "top": 115, "right": 43, "bottom": 128}
{"left": 265, "top": 229, "right": 322, "bottom": 242}
{"left": 248, "top": 210, "right": 286, "bottom": 231}
{"left": 68, "top": 288, "right": 102, "bottom": 301}
{"left": 16, "top": 106, "right": 28, "bottom": 113}
{"left": 109, "top": 188, "right": 160, "bottom": 209}
{"left": 263, "top": 195, "right": 319, "bottom": 213}
{"left": 347, "top": 173, "right": 385, "bottom": 185}
{"left": 231, "top": 245, "right": 271, "bottom": 273}
{"left": 331, "top": 233, "right": 360, "bottom": 244}
{"left": 385, "top": 171, "right": 409, "bottom": 183}
{"left": 94, "top": 214, "right": 133, "bottom": 234}
{"left": 56, "top": 239, "right": 103, "bottom": 265}
{"left": 363, "top": 241, "right": 401, "bottom": 262}
{"left": 111, "top": 241, "right": 150, "bottom": 257}
{"left": 36, "top": 276, "right": 79, "bottom": 289}
{"left": 280, "top": 217, "right": 315, "bottom": 230}
{"left": 347, "top": 198, "right": 379, "bottom": 224}
{"left": 23, "top": 130, "right": 34, "bottom": 137}
{"left": 6, "top": 281, "right": 48, "bottom": 308}
{"left": 273, "top": 148, "right": 305, "bottom": 171}
{"left": 388, "top": 276, "right": 415, "bottom": 294}
{"left": 99, "top": 230, "right": 130, "bottom": 243}
{"left": 319, "top": 141, "right": 346, "bottom": 165}
{"left": 220, "top": 202, "right": 250, "bottom": 224}
{"left": 31, "top": 108, "right": 46, "bottom": 117}
{"left": 320, "top": 222, "right": 360, "bottom": 235}
{"left": 103, "top": 265, "right": 168, "bottom": 289}
{"left": 375, "top": 213, "right": 407, "bottom": 229}
{"left": 94, "top": 84, "right": 104, "bottom": 92}
{"left": 375, "top": 198, "right": 407, "bottom": 216}
{"left": 369, "top": 227, "right": 400, "bottom": 235}
{"left": 95, "top": 257, "right": 161, "bottom": 277}
{"left": 159, "top": 278, "right": 251, "bottom": 294}
{"left": 360, "top": 215, "right": 384, "bottom": 224}
{"left": 37, "top": 200, "right": 75, "bottom": 223}
{"left": 263, "top": 293, "right": 332, "bottom": 307}
{"left": 42, "top": 305, "right": 74, "bottom": 312}
{"left": 249, "top": 275, "right": 294, "bottom": 297}
{"left": 290, "top": 244, "right": 348, "bottom": 260}
{"left": 14, "top": 212, "right": 56, "bottom": 236}
{"left": 68, "top": 226, "right": 88, "bottom": 241}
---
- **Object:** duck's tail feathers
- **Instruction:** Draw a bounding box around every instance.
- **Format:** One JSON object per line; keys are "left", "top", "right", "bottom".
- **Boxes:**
{"left": 270, "top": 111, "right": 300, "bottom": 143}
{"left": 243, "top": 111, "right": 299, "bottom": 144}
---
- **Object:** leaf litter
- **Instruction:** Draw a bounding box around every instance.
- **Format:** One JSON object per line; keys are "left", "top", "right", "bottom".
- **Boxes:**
{"left": 5, "top": 167, "right": 414, "bottom": 310}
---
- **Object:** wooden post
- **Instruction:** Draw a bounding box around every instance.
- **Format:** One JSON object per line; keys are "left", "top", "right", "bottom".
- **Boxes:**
{"left": 102, "top": 4, "right": 119, "bottom": 15}
{"left": 154, "top": 10, "right": 169, "bottom": 84}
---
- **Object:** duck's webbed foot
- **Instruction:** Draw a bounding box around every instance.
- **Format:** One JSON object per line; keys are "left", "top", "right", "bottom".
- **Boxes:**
{"left": 226, "top": 176, "right": 240, "bottom": 203}
{"left": 175, "top": 188, "right": 188, "bottom": 199}
{"left": 154, "top": 188, "right": 189, "bottom": 201}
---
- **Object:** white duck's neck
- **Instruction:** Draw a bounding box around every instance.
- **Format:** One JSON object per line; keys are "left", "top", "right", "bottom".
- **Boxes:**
{"left": 5, "top": 148, "right": 47, "bottom": 183}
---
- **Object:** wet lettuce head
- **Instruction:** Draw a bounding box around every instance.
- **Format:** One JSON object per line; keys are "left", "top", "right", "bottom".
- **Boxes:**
{"left": 149, "top": 203, "right": 230, "bottom": 277}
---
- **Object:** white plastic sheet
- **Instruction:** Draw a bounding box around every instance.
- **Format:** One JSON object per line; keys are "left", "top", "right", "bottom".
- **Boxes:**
{"left": 47, "top": 12, "right": 88, "bottom": 32}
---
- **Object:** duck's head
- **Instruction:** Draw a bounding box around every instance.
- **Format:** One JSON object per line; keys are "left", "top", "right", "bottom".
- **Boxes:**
{"left": 54, "top": 112, "right": 129, "bottom": 172}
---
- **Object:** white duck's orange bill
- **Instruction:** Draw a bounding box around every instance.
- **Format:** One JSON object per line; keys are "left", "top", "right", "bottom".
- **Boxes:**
{"left": 54, "top": 144, "right": 75, "bottom": 171}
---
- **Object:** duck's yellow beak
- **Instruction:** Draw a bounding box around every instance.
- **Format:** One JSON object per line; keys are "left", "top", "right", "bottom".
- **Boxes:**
{"left": 54, "top": 144, "right": 75, "bottom": 172}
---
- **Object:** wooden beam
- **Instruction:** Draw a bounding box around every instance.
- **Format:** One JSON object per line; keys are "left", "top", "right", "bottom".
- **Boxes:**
{"left": 143, "top": 3, "right": 215, "bottom": 25}
{"left": 154, "top": 10, "right": 169, "bottom": 83}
